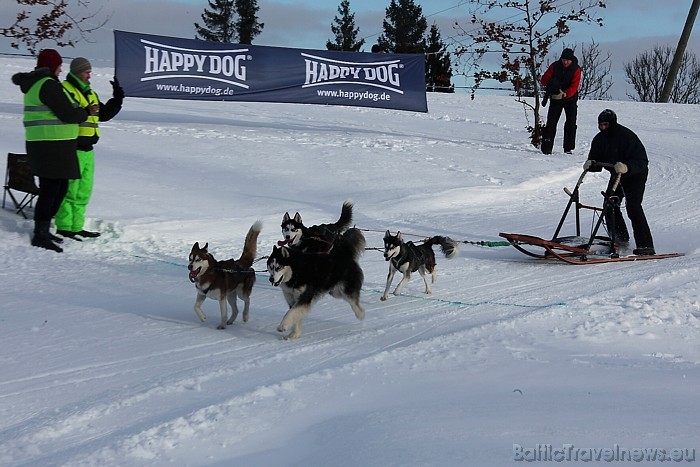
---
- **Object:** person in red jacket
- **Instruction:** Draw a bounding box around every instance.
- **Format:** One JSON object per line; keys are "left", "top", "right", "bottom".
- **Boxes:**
{"left": 540, "top": 48, "right": 581, "bottom": 155}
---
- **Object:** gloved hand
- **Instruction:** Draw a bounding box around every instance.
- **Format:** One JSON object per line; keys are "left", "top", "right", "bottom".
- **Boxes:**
{"left": 551, "top": 90, "right": 566, "bottom": 100}
{"left": 110, "top": 77, "right": 125, "bottom": 100}
{"left": 583, "top": 160, "right": 595, "bottom": 171}
{"left": 614, "top": 162, "right": 628, "bottom": 174}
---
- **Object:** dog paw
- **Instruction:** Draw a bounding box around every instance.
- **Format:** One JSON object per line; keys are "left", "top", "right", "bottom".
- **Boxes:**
{"left": 284, "top": 332, "right": 300, "bottom": 340}
{"left": 277, "top": 324, "right": 287, "bottom": 333}
{"left": 217, "top": 324, "right": 226, "bottom": 330}
{"left": 380, "top": 296, "right": 388, "bottom": 301}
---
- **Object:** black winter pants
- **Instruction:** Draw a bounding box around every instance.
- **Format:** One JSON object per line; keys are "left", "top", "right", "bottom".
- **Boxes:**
{"left": 606, "top": 171, "right": 654, "bottom": 249}
{"left": 35, "top": 177, "right": 69, "bottom": 223}
{"left": 541, "top": 99, "right": 578, "bottom": 154}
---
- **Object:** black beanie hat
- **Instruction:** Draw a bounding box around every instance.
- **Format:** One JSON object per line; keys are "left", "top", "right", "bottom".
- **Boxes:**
{"left": 598, "top": 109, "right": 617, "bottom": 125}
{"left": 561, "top": 48, "right": 575, "bottom": 61}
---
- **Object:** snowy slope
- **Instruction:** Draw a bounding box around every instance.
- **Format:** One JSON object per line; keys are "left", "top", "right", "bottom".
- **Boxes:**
{"left": 1, "top": 57, "right": 699, "bottom": 466}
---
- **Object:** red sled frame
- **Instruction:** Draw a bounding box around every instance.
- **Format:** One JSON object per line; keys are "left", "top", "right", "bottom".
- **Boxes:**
{"left": 499, "top": 163, "right": 683, "bottom": 264}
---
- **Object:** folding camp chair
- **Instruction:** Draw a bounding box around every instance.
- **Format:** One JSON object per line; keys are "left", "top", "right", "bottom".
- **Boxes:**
{"left": 3, "top": 153, "right": 40, "bottom": 219}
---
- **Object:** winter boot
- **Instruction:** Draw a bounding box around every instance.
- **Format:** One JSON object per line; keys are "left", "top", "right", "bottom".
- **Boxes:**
{"left": 48, "top": 231, "right": 64, "bottom": 243}
{"left": 56, "top": 229, "right": 83, "bottom": 241}
{"left": 540, "top": 137, "right": 554, "bottom": 155}
{"left": 32, "top": 221, "right": 63, "bottom": 253}
{"left": 77, "top": 229, "right": 101, "bottom": 238}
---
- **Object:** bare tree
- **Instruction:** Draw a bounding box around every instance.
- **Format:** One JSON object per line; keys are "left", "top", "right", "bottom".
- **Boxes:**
{"left": 624, "top": 45, "right": 700, "bottom": 104}
{"left": 453, "top": 0, "right": 605, "bottom": 147}
{"left": 1, "top": 0, "right": 110, "bottom": 54}
{"left": 576, "top": 39, "right": 612, "bottom": 100}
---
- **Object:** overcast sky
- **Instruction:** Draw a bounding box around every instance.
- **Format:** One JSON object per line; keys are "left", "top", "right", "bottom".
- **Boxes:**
{"left": 2, "top": 0, "right": 698, "bottom": 99}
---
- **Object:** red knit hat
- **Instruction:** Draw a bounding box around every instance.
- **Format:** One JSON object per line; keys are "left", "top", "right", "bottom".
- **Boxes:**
{"left": 36, "top": 49, "right": 63, "bottom": 74}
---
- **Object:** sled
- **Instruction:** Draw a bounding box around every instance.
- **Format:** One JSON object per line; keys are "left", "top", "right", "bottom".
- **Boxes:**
{"left": 499, "top": 163, "right": 683, "bottom": 265}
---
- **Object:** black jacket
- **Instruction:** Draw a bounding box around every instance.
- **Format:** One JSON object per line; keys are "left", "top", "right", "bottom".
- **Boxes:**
{"left": 587, "top": 123, "right": 648, "bottom": 176}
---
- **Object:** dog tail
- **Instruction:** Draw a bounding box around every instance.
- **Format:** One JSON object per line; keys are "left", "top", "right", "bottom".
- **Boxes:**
{"left": 237, "top": 220, "right": 262, "bottom": 269}
{"left": 425, "top": 235, "right": 459, "bottom": 259}
{"left": 333, "top": 199, "right": 354, "bottom": 233}
{"left": 337, "top": 227, "right": 366, "bottom": 260}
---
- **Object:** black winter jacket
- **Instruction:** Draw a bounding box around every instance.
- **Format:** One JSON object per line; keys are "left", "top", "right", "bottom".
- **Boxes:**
{"left": 587, "top": 123, "right": 648, "bottom": 177}
{"left": 12, "top": 67, "right": 89, "bottom": 179}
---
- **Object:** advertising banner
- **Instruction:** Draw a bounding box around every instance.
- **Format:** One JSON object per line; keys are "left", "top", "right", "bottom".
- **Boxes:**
{"left": 114, "top": 30, "right": 428, "bottom": 112}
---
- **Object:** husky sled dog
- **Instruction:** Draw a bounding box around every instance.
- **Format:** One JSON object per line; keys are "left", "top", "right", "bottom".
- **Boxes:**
{"left": 187, "top": 221, "right": 261, "bottom": 329}
{"left": 381, "top": 230, "right": 458, "bottom": 301}
{"left": 267, "top": 227, "right": 366, "bottom": 340}
{"left": 280, "top": 200, "right": 354, "bottom": 253}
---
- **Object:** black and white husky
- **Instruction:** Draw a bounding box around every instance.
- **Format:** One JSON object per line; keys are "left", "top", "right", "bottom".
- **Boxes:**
{"left": 280, "top": 200, "right": 353, "bottom": 253}
{"left": 267, "top": 227, "right": 366, "bottom": 340}
{"left": 381, "top": 230, "right": 458, "bottom": 300}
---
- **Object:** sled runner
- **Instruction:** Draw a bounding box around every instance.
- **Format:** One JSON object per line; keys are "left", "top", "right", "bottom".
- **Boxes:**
{"left": 500, "top": 163, "right": 683, "bottom": 264}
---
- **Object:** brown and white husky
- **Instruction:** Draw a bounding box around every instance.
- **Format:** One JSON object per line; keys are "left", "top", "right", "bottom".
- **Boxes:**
{"left": 187, "top": 221, "right": 262, "bottom": 329}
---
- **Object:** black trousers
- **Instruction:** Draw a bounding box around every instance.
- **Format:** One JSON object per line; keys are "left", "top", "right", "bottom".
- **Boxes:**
{"left": 605, "top": 172, "right": 654, "bottom": 249}
{"left": 541, "top": 100, "right": 577, "bottom": 154}
{"left": 35, "top": 177, "right": 69, "bottom": 223}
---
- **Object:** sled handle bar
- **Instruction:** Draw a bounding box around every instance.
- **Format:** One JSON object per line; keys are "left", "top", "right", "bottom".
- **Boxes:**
{"left": 585, "top": 162, "right": 623, "bottom": 192}
{"left": 579, "top": 162, "right": 622, "bottom": 191}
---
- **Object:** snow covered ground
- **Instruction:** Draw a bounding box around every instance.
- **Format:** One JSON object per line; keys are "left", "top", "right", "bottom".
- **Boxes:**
{"left": 1, "top": 56, "right": 699, "bottom": 466}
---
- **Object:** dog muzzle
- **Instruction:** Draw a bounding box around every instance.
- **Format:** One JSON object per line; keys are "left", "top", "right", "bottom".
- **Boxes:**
{"left": 188, "top": 267, "right": 201, "bottom": 283}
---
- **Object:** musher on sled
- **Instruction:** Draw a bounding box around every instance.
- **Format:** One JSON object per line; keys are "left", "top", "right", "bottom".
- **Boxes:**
{"left": 584, "top": 109, "right": 655, "bottom": 256}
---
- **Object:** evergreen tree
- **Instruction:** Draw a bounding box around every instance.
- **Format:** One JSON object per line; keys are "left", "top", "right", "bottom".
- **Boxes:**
{"left": 194, "top": 0, "right": 237, "bottom": 43}
{"left": 326, "top": 0, "right": 365, "bottom": 51}
{"left": 377, "top": 0, "right": 427, "bottom": 54}
{"left": 235, "top": 0, "right": 264, "bottom": 45}
{"left": 425, "top": 24, "right": 454, "bottom": 93}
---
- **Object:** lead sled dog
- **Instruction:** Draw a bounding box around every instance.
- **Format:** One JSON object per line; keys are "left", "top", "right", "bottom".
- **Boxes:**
{"left": 187, "top": 221, "right": 261, "bottom": 329}
{"left": 381, "top": 230, "right": 458, "bottom": 300}
{"left": 267, "top": 227, "right": 366, "bottom": 340}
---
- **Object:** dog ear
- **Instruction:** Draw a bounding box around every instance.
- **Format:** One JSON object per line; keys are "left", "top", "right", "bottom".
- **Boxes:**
{"left": 396, "top": 232, "right": 402, "bottom": 240}
{"left": 283, "top": 212, "right": 290, "bottom": 222}
{"left": 294, "top": 212, "right": 302, "bottom": 223}
{"left": 384, "top": 230, "right": 391, "bottom": 238}
{"left": 202, "top": 242, "right": 208, "bottom": 251}
{"left": 193, "top": 242, "right": 199, "bottom": 250}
